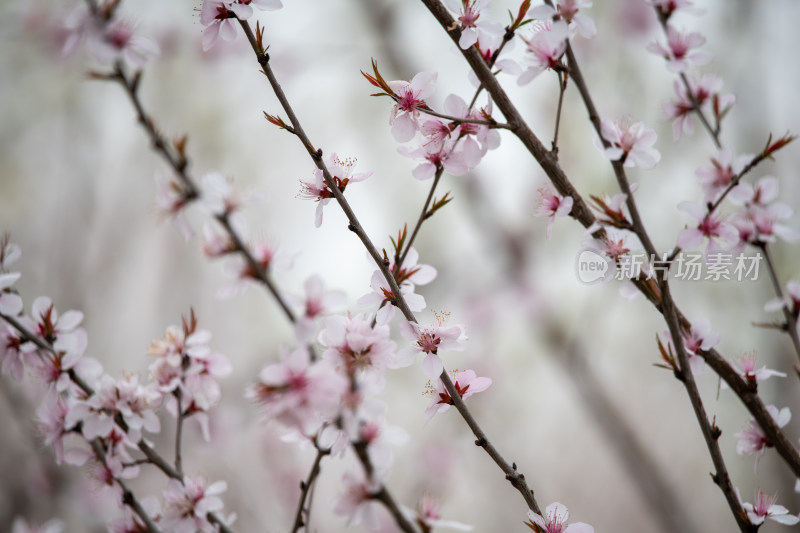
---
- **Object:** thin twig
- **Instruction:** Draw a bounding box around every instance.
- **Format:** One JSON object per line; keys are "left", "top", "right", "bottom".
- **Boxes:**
{"left": 563, "top": 37, "right": 755, "bottom": 531}
{"left": 109, "top": 64, "right": 298, "bottom": 326}
{"left": 677, "top": 71, "right": 721, "bottom": 149}
{"left": 460, "top": 175, "right": 700, "bottom": 533}
{"left": 174, "top": 388, "right": 185, "bottom": 476}
{"left": 352, "top": 441, "right": 419, "bottom": 533}
{"left": 551, "top": 70, "right": 568, "bottom": 152}
{"left": 416, "top": 104, "right": 512, "bottom": 129}
{"left": 664, "top": 148, "right": 777, "bottom": 264}
{"left": 240, "top": 16, "right": 543, "bottom": 517}
{"left": 651, "top": 9, "right": 721, "bottom": 148}
{"left": 89, "top": 440, "right": 164, "bottom": 533}
{"left": 0, "top": 311, "right": 236, "bottom": 533}
{"left": 291, "top": 446, "right": 329, "bottom": 533}
{"left": 395, "top": 166, "right": 444, "bottom": 270}
{"left": 759, "top": 243, "right": 800, "bottom": 365}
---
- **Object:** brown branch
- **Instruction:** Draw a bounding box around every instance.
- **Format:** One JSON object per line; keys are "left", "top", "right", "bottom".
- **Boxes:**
{"left": 351, "top": 441, "right": 419, "bottom": 533}
{"left": 89, "top": 440, "right": 163, "bottom": 533}
{"left": 658, "top": 281, "right": 756, "bottom": 532}
{"left": 291, "top": 446, "right": 330, "bottom": 533}
{"left": 0, "top": 311, "right": 236, "bottom": 533}
{"left": 108, "top": 63, "right": 298, "bottom": 326}
{"left": 562, "top": 36, "right": 800, "bottom": 479}
{"left": 759, "top": 243, "right": 800, "bottom": 365}
{"left": 395, "top": 166, "right": 444, "bottom": 271}
{"left": 652, "top": 8, "right": 721, "bottom": 148}
{"left": 239, "top": 16, "right": 543, "bottom": 517}
{"left": 459, "top": 175, "right": 701, "bottom": 533}
{"left": 416, "top": 1, "right": 781, "bottom": 528}
{"left": 419, "top": 0, "right": 599, "bottom": 234}
{"left": 551, "top": 70, "right": 568, "bottom": 152}
{"left": 561, "top": 35, "right": 756, "bottom": 531}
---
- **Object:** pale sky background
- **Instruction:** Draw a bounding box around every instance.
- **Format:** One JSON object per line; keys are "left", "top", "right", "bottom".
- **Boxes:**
{"left": 1, "top": 1, "right": 800, "bottom": 532}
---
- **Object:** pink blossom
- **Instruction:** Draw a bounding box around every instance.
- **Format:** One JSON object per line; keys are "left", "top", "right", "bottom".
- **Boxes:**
{"left": 405, "top": 496, "right": 473, "bottom": 531}
{"left": 34, "top": 336, "right": 97, "bottom": 394}
{"left": 764, "top": 280, "right": 800, "bottom": 314}
{"left": 148, "top": 323, "right": 211, "bottom": 369}
{"left": 36, "top": 390, "right": 73, "bottom": 465}
{"left": 663, "top": 75, "right": 734, "bottom": 141}
{"left": 107, "top": 497, "right": 161, "bottom": 533}
{"left": 0, "top": 239, "right": 21, "bottom": 271}
{"left": 388, "top": 72, "right": 438, "bottom": 142}
{"left": 358, "top": 270, "right": 427, "bottom": 325}
{"left": 162, "top": 476, "right": 227, "bottom": 533}
{"left": 534, "top": 187, "right": 574, "bottom": 239}
{"left": 584, "top": 228, "right": 634, "bottom": 264}
{"left": 439, "top": 94, "right": 501, "bottom": 153}
{"left": 154, "top": 174, "right": 193, "bottom": 240}
{"left": 0, "top": 322, "right": 35, "bottom": 381}
{"left": 201, "top": 221, "right": 235, "bottom": 258}
{"left": 288, "top": 274, "right": 347, "bottom": 341}
{"left": 648, "top": 0, "right": 705, "bottom": 18}
{"left": 29, "top": 296, "right": 85, "bottom": 355}
{"left": 68, "top": 374, "right": 161, "bottom": 443}
{"left": 400, "top": 135, "right": 483, "bottom": 179}
{"left": 390, "top": 247, "right": 438, "bottom": 288}
{"left": 444, "top": 0, "right": 503, "bottom": 50}
{"left": 695, "top": 149, "right": 752, "bottom": 202}
{"left": 425, "top": 369, "right": 492, "bottom": 419}
{"left": 320, "top": 314, "right": 400, "bottom": 387}
{"left": 398, "top": 316, "right": 468, "bottom": 378}
{"left": 738, "top": 489, "right": 800, "bottom": 526}
{"left": 358, "top": 416, "right": 409, "bottom": 475}
{"left": 300, "top": 153, "right": 371, "bottom": 227}
{"left": 333, "top": 469, "right": 381, "bottom": 530}
{"left": 729, "top": 176, "right": 797, "bottom": 243}
{"left": 247, "top": 346, "right": 347, "bottom": 435}
{"left": 735, "top": 405, "right": 791, "bottom": 462}
{"left": 199, "top": 0, "right": 281, "bottom": 51}
{"left": 527, "top": 502, "right": 594, "bottom": 533}
{"left": 147, "top": 316, "right": 230, "bottom": 440}
{"left": 61, "top": 4, "right": 100, "bottom": 58}
{"left": 518, "top": 21, "right": 569, "bottom": 85}
{"left": 677, "top": 202, "right": 739, "bottom": 255}
{"left": 591, "top": 191, "right": 629, "bottom": 228}
{"left": 0, "top": 272, "right": 22, "bottom": 316}
{"left": 529, "top": 0, "right": 597, "bottom": 40}
{"left": 87, "top": 18, "right": 159, "bottom": 70}
{"left": 217, "top": 240, "right": 294, "bottom": 298}
{"left": 732, "top": 352, "right": 786, "bottom": 385}
{"left": 359, "top": 249, "right": 435, "bottom": 323}
{"left": 680, "top": 318, "right": 719, "bottom": 374}
{"left": 89, "top": 452, "right": 140, "bottom": 502}
{"left": 201, "top": 172, "right": 257, "bottom": 215}
{"left": 199, "top": 1, "right": 242, "bottom": 52}
{"left": 599, "top": 117, "right": 661, "bottom": 169}
{"left": 647, "top": 25, "right": 710, "bottom": 72}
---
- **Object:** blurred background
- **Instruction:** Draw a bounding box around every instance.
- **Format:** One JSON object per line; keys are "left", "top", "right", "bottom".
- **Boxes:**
{"left": 1, "top": 0, "right": 800, "bottom": 531}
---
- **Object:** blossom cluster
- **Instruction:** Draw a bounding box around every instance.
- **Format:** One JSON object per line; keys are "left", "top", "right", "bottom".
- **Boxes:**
{"left": 0, "top": 238, "right": 233, "bottom": 532}
{"left": 6, "top": 0, "right": 800, "bottom": 531}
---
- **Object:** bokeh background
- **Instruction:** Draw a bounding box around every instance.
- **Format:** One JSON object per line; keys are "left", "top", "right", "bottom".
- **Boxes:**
{"left": 1, "top": 0, "right": 800, "bottom": 531}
